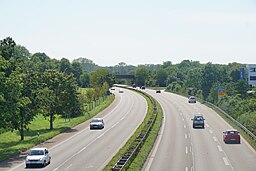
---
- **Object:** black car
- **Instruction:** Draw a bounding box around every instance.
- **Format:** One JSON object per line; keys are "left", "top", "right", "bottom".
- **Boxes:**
{"left": 191, "top": 114, "right": 205, "bottom": 128}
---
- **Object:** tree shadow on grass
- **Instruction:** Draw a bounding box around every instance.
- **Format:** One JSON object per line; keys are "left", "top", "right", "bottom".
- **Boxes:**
{"left": 0, "top": 126, "right": 77, "bottom": 166}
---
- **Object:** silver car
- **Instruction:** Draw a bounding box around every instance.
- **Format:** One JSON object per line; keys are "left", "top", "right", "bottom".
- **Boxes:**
{"left": 90, "top": 118, "right": 105, "bottom": 129}
{"left": 188, "top": 96, "right": 196, "bottom": 103}
{"left": 25, "top": 147, "right": 51, "bottom": 167}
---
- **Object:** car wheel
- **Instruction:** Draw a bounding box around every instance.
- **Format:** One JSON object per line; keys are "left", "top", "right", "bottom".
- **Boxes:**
{"left": 238, "top": 140, "right": 241, "bottom": 144}
{"left": 26, "top": 164, "right": 29, "bottom": 168}
{"left": 43, "top": 161, "right": 46, "bottom": 167}
{"left": 48, "top": 158, "right": 51, "bottom": 164}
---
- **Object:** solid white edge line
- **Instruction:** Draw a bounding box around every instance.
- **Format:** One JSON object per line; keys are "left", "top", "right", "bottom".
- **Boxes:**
{"left": 143, "top": 103, "right": 166, "bottom": 171}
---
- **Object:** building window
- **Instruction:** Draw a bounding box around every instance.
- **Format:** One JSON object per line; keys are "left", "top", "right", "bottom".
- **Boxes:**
{"left": 250, "top": 76, "right": 256, "bottom": 81}
{"left": 250, "top": 68, "right": 256, "bottom": 72}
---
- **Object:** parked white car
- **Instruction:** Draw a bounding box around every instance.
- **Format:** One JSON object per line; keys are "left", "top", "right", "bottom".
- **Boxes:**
{"left": 25, "top": 147, "right": 51, "bottom": 167}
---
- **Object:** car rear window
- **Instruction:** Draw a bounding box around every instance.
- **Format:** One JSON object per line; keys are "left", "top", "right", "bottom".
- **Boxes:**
{"left": 227, "top": 131, "right": 238, "bottom": 134}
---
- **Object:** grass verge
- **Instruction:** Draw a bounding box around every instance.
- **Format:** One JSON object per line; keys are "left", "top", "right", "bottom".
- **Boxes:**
{"left": 202, "top": 102, "right": 256, "bottom": 150}
{"left": 0, "top": 94, "right": 114, "bottom": 162}
{"left": 104, "top": 89, "right": 163, "bottom": 170}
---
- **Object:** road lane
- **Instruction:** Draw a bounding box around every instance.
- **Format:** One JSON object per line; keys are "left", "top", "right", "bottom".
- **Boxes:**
{"left": 143, "top": 90, "right": 256, "bottom": 171}
{"left": 4, "top": 87, "right": 147, "bottom": 171}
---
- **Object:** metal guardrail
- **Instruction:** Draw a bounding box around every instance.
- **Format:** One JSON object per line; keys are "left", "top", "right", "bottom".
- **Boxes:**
{"left": 166, "top": 89, "right": 256, "bottom": 141}
{"left": 111, "top": 86, "right": 158, "bottom": 170}
{"left": 203, "top": 100, "right": 256, "bottom": 141}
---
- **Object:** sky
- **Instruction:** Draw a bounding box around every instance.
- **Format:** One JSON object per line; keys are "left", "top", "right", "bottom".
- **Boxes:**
{"left": 0, "top": 0, "right": 256, "bottom": 66}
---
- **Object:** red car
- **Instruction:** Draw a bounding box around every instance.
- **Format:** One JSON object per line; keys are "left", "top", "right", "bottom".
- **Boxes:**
{"left": 223, "top": 129, "right": 240, "bottom": 144}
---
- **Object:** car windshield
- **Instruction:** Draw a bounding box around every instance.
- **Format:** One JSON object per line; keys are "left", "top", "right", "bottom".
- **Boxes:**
{"left": 227, "top": 131, "right": 238, "bottom": 135}
{"left": 91, "top": 119, "right": 102, "bottom": 123}
{"left": 29, "top": 150, "right": 44, "bottom": 155}
{"left": 195, "top": 116, "right": 203, "bottom": 121}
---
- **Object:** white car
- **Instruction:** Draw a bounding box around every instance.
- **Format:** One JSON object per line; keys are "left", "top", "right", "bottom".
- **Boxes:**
{"left": 90, "top": 118, "right": 104, "bottom": 129}
{"left": 188, "top": 96, "right": 196, "bottom": 103}
{"left": 25, "top": 147, "right": 51, "bottom": 167}
{"left": 119, "top": 88, "right": 124, "bottom": 93}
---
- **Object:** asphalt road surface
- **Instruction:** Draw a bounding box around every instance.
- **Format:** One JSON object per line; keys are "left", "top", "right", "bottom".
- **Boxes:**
{"left": 143, "top": 89, "right": 256, "bottom": 171}
{"left": 1, "top": 87, "right": 147, "bottom": 171}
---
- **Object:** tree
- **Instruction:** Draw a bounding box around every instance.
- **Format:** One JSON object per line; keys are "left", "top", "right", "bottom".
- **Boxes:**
{"left": 60, "top": 58, "right": 72, "bottom": 74}
{"left": 90, "top": 69, "right": 114, "bottom": 88}
{"left": 201, "top": 63, "right": 220, "bottom": 99}
{"left": 37, "top": 70, "right": 82, "bottom": 129}
{"left": 155, "top": 68, "right": 167, "bottom": 87}
{"left": 72, "top": 61, "right": 83, "bottom": 85}
{"left": 135, "top": 67, "right": 149, "bottom": 86}
{"left": 80, "top": 71, "right": 90, "bottom": 88}
{"left": 1, "top": 69, "right": 37, "bottom": 140}
{"left": 0, "top": 37, "right": 16, "bottom": 60}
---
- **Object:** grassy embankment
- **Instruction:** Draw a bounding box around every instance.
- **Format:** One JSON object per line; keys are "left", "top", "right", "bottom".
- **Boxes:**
{"left": 0, "top": 88, "right": 114, "bottom": 162}
{"left": 104, "top": 89, "right": 163, "bottom": 170}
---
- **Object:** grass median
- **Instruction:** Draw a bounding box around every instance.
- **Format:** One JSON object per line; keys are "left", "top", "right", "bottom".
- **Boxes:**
{"left": 104, "top": 89, "right": 163, "bottom": 170}
{"left": 0, "top": 94, "right": 114, "bottom": 163}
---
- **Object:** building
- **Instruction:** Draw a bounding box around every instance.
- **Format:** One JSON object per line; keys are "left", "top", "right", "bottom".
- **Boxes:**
{"left": 246, "top": 64, "right": 256, "bottom": 86}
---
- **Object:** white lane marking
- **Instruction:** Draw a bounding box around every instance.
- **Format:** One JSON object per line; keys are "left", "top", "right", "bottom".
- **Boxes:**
{"left": 190, "top": 146, "right": 192, "bottom": 153}
{"left": 185, "top": 146, "right": 188, "bottom": 154}
{"left": 206, "top": 123, "right": 209, "bottom": 128}
{"left": 223, "top": 157, "right": 230, "bottom": 165}
{"left": 144, "top": 103, "right": 166, "bottom": 171}
{"left": 182, "top": 117, "right": 185, "bottom": 121}
{"left": 217, "top": 145, "right": 223, "bottom": 152}
{"left": 209, "top": 129, "right": 213, "bottom": 134}
{"left": 185, "top": 134, "right": 188, "bottom": 139}
{"left": 65, "top": 164, "right": 72, "bottom": 170}
{"left": 213, "top": 136, "right": 218, "bottom": 142}
{"left": 185, "top": 167, "right": 188, "bottom": 171}
{"left": 184, "top": 125, "right": 187, "bottom": 128}
{"left": 53, "top": 94, "right": 137, "bottom": 171}
{"left": 10, "top": 97, "right": 125, "bottom": 171}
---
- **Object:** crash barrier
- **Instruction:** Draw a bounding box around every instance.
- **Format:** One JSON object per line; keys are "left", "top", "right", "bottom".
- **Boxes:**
{"left": 111, "top": 86, "right": 158, "bottom": 170}
{"left": 203, "top": 100, "right": 256, "bottom": 141}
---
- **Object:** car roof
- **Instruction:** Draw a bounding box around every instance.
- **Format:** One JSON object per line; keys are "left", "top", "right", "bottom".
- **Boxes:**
{"left": 194, "top": 114, "right": 203, "bottom": 117}
{"left": 30, "top": 147, "right": 47, "bottom": 151}
{"left": 226, "top": 129, "right": 238, "bottom": 132}
{"left": 92, "top": 118, "right": 103, "bottom": 120}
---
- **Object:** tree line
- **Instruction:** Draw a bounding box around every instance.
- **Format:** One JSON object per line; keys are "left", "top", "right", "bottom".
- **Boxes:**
{"left": 1, "top": 36, "right": 255, "bottom": 139}
{"left": 0, "top": 37, "right": 113, "bottom": 140}
{"left": 129, "top": 60, "right": 255, "bottom": 135}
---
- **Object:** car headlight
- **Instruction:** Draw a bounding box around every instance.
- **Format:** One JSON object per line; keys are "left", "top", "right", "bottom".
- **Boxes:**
{"left": 26, "top": 158, "right": 29, "bottom": 161}
{"left": 39, "top": 158, "right": 43, "bottom": 161}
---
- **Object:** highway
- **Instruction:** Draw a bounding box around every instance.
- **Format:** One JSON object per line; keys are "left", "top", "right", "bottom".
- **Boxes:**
{"left": 143, "top": 90, "right": 256, "bottom": 171}
{"left": 2, "top": 88, "right": 147, "bottom": 171}
{"left": 143, "top": 89, "right": 256, "bottom": 171}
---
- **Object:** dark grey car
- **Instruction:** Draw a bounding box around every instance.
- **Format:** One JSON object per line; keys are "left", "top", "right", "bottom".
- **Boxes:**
{"left": 192, "top": 114, "right": 205, "bottom": 128}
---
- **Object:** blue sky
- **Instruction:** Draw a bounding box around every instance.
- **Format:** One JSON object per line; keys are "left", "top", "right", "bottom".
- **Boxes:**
{"left": 1, "top": 0, "right": 256, "bottom": 66}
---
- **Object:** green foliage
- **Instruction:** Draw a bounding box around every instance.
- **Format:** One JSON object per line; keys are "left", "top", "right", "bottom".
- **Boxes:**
{"left": 135, "top": 67, "right": 150, "bottom": 86}
{"left": 90, "top": 69, "right": 114, "bottom": 88}
{"left": 238, "top": 112, "right": 256, "bottom": 135}
{"left": 155, "top": 68, "right": 167, "bottom": 87}
{"left": 0, "top": 37, "right": 16, "bottom": 60}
